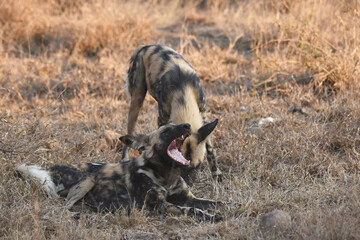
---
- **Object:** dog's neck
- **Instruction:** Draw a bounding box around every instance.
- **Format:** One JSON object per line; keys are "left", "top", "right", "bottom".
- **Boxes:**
{"left": 142, "top": 156, "right": 182, "bottom": 186}
{"left": 169, "top": 86, "right": 203, "bottom": 132}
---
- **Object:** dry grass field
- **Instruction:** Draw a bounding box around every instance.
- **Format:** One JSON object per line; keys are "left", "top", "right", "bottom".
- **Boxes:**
{"left": 1, "top": 0, "right": 360, "bottom": 239}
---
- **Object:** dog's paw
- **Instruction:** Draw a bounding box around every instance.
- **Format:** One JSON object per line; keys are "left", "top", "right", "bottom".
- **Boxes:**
{"left": 211, "top": 169, "right": 223, "bottom": 182}
{"left": 211, "top": 214, "right": 223, "bottom": 223}
{"left": 228, "top": 202, "right": 241, "bottom": 208}
{"left": 202, "top": 212, "right": 224, "bottom": 223}
{"left": 193, "top": 209, "right": 223, "bottom": 222}
{"left": 66, "top": 210, "right": 80, "bottom": 219}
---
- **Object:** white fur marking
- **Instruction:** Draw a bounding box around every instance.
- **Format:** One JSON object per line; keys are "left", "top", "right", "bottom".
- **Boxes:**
{"left": 17, "top": 164, "right": 58, "bottom": 198}
{"left": 91, "top": 163, "right": 103, "bottom": 166}
{"left": 55, "top": 184, "right": 65, "bottom": 193}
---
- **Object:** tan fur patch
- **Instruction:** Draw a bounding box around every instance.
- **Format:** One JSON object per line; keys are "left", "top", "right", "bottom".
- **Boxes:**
{"left": 182, "top": 134, "right": 206, "bottom": 169}
{"left": 102, "top": 164, "right": 123, "bottom": 178}
{"left": 170, "top": 86, "right": 203, "bottom": 131}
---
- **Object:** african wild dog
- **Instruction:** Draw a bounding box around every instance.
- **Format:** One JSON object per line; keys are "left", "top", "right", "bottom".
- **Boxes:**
{"left": 17, "top": 123, "right": 236, "bottom": 221}
{"left": 123, "top": 44, "right": 222, "bottom": 183}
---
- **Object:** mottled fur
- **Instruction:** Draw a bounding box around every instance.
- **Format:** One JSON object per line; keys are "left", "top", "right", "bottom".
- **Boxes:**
{"left": 124, "top": 44, "right": 222, "bottom": 183}
{"left": 17, "top": 123, "right": 236, "bottom": 221}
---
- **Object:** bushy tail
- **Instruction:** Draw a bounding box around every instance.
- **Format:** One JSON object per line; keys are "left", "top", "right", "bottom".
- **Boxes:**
{"left": 17, "top": 164, "right": 57, "bottom": 198}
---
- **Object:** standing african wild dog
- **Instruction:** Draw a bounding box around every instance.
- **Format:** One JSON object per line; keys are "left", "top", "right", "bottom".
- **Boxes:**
{"left": 123, "top": 44, "right": 222, "bottom": 183}
{"left": 17, "top": 123, "right": 235, "bottom": 221}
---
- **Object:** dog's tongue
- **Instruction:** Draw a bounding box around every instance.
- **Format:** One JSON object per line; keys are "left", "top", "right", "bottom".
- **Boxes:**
{"left": 169, "top": 148, "right": 189, "bottom": 165}
{"left": 168, "top": 141, "right": 190, "bottom": 165}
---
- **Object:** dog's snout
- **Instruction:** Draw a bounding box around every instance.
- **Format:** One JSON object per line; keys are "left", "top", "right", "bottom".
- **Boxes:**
{"left": 182, "top": 123, "right": 191, "bottom": 130}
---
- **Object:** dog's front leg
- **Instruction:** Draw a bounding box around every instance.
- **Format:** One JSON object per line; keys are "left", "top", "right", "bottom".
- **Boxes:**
{"left": 167, "top": 177, "right": 239, "bottom": 210}
{"left": 185, "top": 194, "right": 238, "bottom": 210}
{"left": 206, "top": 138, "right": 223, "bottom": 182}
{"left": 165, "top": 204, "right": 222, "bottom": 222}
{"left": 65, "top": 176, "right": 95, "bottom": 211}
{"left": 144, "top": 185, "right": 167, "bottom": 214}
{"left": 157, "top": 91, "right": 170, "bottom": 127}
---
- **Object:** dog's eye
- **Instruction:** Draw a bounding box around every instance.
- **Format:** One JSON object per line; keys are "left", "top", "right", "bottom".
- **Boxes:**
{"left": 161, "top": 129, "right": 170, "bottom": 134}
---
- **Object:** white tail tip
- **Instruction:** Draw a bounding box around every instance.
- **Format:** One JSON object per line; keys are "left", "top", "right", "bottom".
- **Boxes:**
{"left": 17, "top": 164, "right": 58, "bottom": 198}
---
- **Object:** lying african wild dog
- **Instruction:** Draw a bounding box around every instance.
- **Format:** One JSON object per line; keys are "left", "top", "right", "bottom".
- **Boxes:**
{"left": 17, "top": 123, "right": 236, "bottom": 221}
{"left": 123, "top": 44, "right": 222, "bottom": 183}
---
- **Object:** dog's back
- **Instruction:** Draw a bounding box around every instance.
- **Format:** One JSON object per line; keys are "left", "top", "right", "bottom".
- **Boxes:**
{"left": 126, "top": 45, "right": 206, "bottom": 126}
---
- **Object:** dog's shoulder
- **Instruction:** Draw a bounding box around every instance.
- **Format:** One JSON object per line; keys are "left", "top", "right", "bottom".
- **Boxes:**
{"left": 96, "top": 163, "right": 123, "bottom": 179}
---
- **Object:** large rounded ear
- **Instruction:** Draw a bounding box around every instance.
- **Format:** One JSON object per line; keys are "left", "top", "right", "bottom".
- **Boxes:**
{"left": 197, "top": 119, "right": 218, "bottom": 144}
{"left": 119, "top": 134, "right": 149, "bottom": 151}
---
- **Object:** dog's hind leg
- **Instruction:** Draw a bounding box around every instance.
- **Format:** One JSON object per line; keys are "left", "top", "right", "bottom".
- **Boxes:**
{"left": 122, "top": 80, "right": 147, "bottom": 160}
{"left": 65, "top": 176, "right": 95, "bottom": 211}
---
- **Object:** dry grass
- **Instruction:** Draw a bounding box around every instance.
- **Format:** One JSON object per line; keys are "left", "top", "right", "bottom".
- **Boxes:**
{"left": 1, "top": 0, "right": 359, "bottom": 239}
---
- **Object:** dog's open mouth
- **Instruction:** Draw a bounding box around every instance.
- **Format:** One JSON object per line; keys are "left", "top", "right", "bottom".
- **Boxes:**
{"left": 167, "top": 133, "right": 190, "bottom": 165}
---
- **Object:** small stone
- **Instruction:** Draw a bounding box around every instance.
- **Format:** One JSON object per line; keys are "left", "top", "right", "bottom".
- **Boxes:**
{"left": 259, "top": 209, "right": 291, "bottom": 233}
{"left": 240, "top": 106, "right": 249, "bottom": 112}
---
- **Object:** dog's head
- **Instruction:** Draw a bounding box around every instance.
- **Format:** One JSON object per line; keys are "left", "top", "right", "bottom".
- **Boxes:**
{"left": 120, "top": 123, "right": 192, "bottom": 168}
{"left": 181, "top": 119, "right": 218, "bottom": 169}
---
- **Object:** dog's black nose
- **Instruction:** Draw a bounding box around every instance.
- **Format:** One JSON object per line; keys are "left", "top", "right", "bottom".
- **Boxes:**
{"left": 182, "top": 123, "right": 191, "bottom": 130}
